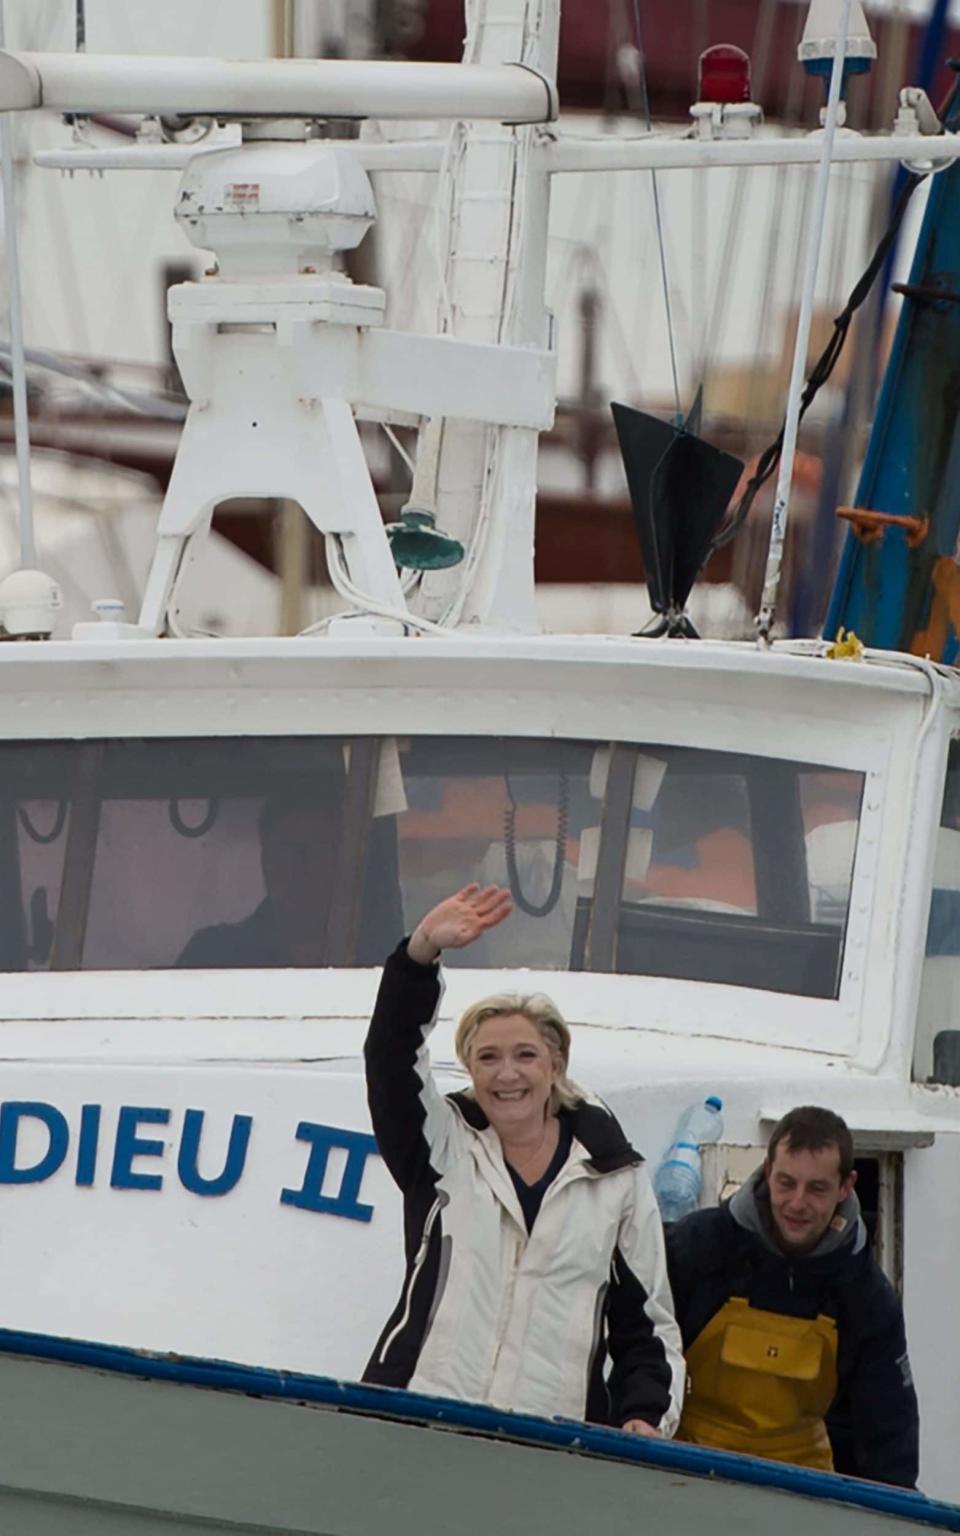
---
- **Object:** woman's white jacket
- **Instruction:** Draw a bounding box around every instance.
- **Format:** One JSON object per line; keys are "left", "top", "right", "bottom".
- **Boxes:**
{"left": 362, "top": 941, "right": 685, "bottom": 1433}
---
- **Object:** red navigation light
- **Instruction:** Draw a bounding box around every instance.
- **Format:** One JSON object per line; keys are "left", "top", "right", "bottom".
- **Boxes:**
{"left": 698, "top": 44, "right": 752, "bottom": 105}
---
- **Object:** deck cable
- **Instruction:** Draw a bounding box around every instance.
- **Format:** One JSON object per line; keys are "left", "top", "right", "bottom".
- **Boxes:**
{"left": 628, "top": 0, "right": 683, "bottom": 424}
{"left": 711, "top": 167, "right": 925, "bottom": 558}
{"left": 710, "top": 61, "right": 960, "bottom": 566}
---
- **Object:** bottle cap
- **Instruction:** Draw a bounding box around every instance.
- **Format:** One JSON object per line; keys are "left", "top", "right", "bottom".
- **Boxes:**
{"left": 705, "top": 1095, "right": 722, "bottom": 1111}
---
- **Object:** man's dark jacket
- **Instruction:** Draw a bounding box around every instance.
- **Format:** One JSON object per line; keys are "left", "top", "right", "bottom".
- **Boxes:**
{"left": 665, "top": 1170, "right": 919, "bottom": 1488}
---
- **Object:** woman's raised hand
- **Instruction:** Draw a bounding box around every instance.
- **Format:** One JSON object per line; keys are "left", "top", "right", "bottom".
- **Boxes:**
{"left": 408, "top": 884, "right": 513, "bottom": 965}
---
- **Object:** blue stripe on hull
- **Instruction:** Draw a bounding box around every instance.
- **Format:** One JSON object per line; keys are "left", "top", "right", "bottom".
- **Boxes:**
{"left": 0, "top": 1326, "right": 955, "bottom": 1530}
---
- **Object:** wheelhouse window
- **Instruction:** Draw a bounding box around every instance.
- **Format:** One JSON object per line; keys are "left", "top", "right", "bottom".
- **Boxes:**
{"left": 0, "top": 735, "right": 862, "bottom": 996}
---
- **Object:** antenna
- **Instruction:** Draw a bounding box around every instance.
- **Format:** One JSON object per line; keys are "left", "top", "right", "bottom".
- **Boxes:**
{"left": 0, "top": 1, "right": 34, "bottom": 569}
{"left": 755, "top": 0, "right": 859, "bottom": 645}
{"left": 0, "top": 2, "right": 62, "bottom": 639}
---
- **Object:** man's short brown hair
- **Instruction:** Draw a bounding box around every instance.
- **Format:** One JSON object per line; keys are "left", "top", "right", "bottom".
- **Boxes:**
{"left": 766, "top": 1106, "right": 855, "bottom": 1181}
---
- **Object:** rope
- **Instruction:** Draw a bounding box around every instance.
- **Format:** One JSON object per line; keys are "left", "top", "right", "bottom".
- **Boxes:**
{"left": 755, "top": 0, "right": 855, "bottom": 643}
{"left": 712, "top": 168, "right": 924, "bottom": 557}
{"left": 628, "top": 0, "right": 682, "bottom": 423}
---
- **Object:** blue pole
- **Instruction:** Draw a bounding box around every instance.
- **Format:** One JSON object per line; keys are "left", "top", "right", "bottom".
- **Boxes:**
{"left": 917, "top": 0, "right": 952, "bottom": 94}
{"left": 814, "top": 0, "right": 953, "bottom": 643}
{"left": 823, "top": 68, "right": 960, "bottom": 656}
{"left": 875, "top": 0, "right": 951, "bottom": 348}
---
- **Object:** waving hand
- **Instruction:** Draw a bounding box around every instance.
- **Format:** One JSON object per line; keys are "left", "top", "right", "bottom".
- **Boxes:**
{"left": 408, "top": 884, "right": 513, "bottom": 964}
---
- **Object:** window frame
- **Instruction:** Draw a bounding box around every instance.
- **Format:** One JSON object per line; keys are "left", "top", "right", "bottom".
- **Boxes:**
{"left": 2, "top": 733, "right": 865, "bottom": 991}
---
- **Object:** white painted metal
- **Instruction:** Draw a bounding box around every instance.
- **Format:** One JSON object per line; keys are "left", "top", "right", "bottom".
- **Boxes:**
{"left": 35, "top": 130, "right": 960, "bottom": 178}
{"left": 175, "top": 140, "right": 377, "bottom": 273}
{"left": 164, "top": 286, "right": 554, "bottom": 427}
{"left": 34, "top": 137, "right": 449, "bottom": 174}
{"left": 800, "top": 0, "right": 876, "bottom": 64}
{"left": 0, "top": 5, "right": 34, "bottom": 569}
{"left": 0, "top": 511, "right": 958, "bottom": 1480}
{"left": 415, "top": 0, "right": 558, "bottom": 630}
{"left": 137, "top": 280, "right": 409, "bottom": 634}
{"left": 541, "top": 131, "right": 960, "bottom": 173}
{"left": 0, "top": 568, "right": 61, "bottom": 636}
{"left": 905, "top": 1136, "right": 960, "bottom": 1500}
{"left": 0, "top": 638, "right": 927, "bottom": 1060}
{"left": 0, "top": 51, "right": 558, "bottom": 122}
{"left": 0, "top": 635, "right": 954, "bottom": 1498}
{"left": 121, "top": 120, "right": 560, "bottom": 635}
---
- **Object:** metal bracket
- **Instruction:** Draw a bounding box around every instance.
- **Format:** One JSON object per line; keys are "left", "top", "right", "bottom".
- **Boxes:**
{"left": 891, "top": 280, "right": 960, "bottom": 308}
{"left": 836, "top": 506, "right": 929, "bottom": 548}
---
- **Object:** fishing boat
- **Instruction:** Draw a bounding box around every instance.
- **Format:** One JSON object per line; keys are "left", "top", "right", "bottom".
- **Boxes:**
{"left": 0, "top": 0, "right": 958, "bottom": 1528}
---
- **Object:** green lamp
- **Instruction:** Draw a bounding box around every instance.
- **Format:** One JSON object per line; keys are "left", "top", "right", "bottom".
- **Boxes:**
{"left": 385, "top": 506, "right": 465, "bottom": 571}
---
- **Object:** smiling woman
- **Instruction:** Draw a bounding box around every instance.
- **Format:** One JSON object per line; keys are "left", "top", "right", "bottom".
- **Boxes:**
{"left": 362, "top": 884, "right": 686, "bottom": 1435}
{"left": 452, "top": 994, "right": 580, "bottom": 1195}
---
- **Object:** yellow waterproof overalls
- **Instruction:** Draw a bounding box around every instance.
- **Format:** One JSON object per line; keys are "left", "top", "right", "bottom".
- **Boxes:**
{"left": 678, "top": 1296, "right": 839, "bottom": 1470}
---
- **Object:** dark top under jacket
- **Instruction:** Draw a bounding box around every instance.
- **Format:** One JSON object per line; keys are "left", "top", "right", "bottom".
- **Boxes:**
{"left": 506, "top": 1118, "right": 573, "bottom": 1231}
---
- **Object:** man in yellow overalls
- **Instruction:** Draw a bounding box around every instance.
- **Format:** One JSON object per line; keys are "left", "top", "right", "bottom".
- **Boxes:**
{"left": 665, "top": 1106, "right": 918, "bottom": 1487}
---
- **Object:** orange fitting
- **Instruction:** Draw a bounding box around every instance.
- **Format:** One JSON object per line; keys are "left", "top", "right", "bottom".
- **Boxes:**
{"left": 836, "top": 507, "right": 929, "bottom": 549}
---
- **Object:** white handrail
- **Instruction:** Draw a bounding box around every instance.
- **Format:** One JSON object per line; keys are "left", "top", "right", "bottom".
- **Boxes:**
{"left": 542, "top": 130, "right": 955, "bottom": 174}
{"left": 33, "top": 138, "right": 449, "bottom": 173}
{"left": 34, "top": 130, "right": 960, "bottom": 177}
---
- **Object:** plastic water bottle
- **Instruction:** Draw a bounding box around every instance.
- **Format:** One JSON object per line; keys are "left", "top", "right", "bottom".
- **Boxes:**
{"left": 653, "top": 1096, "right": 724, "bottom": 1224}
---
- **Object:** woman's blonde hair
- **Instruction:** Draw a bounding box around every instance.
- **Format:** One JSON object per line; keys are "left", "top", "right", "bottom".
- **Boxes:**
{"left": 454, "top": 992, "right": 584, "bottom": 1113}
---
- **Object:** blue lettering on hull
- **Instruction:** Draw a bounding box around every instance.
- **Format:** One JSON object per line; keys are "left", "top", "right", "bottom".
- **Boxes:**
{"left": 0, "top": 1103, "right": 69, "bottom": 1183}
{"left": 75, "top": 1105, "right": 100, "bottom": 1187}
{"left": 178, "top": 1108, "right": 252, "bottom": 1196}
{"left": 0, "top": 1102, "right": 380, "bottom": 1223}
{"left": 111, "top": 1106, "right": 170, "bottom": 1190}
{"left": 280, "top": 1123, "right": 378, "bottom": 1222}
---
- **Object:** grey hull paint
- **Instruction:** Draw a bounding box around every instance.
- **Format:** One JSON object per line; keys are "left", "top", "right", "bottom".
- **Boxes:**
{"left": 0, "top": 1349, "right": 953, "bottom": 1536}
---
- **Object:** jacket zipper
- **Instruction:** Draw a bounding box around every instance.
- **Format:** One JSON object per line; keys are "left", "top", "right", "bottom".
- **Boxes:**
{"left": 490, "top": 1234, "right": 522, "bottom": 1382}
{"left": 377, "top": 1194, "right": 442, "bottom": 1365}
{"left": 488, "top": 1163, "right": 597, "bottom": 1386}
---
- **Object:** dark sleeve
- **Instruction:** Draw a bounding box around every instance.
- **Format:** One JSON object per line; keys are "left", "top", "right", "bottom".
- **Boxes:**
{"left": 607, "top": 1168, "right": 686, "bottom": 1433}
{"left": 664, "top": 1218, "right": 693, "bottom": 1342}
{"left": 843, "top": 1278, "right": 919, "bottom": 1489}
{"left": 363, "top": 939, "right": 447, "bottom": 1192}
{"left": 664, "top": 1207, "right": 727, "bottom": 1350}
